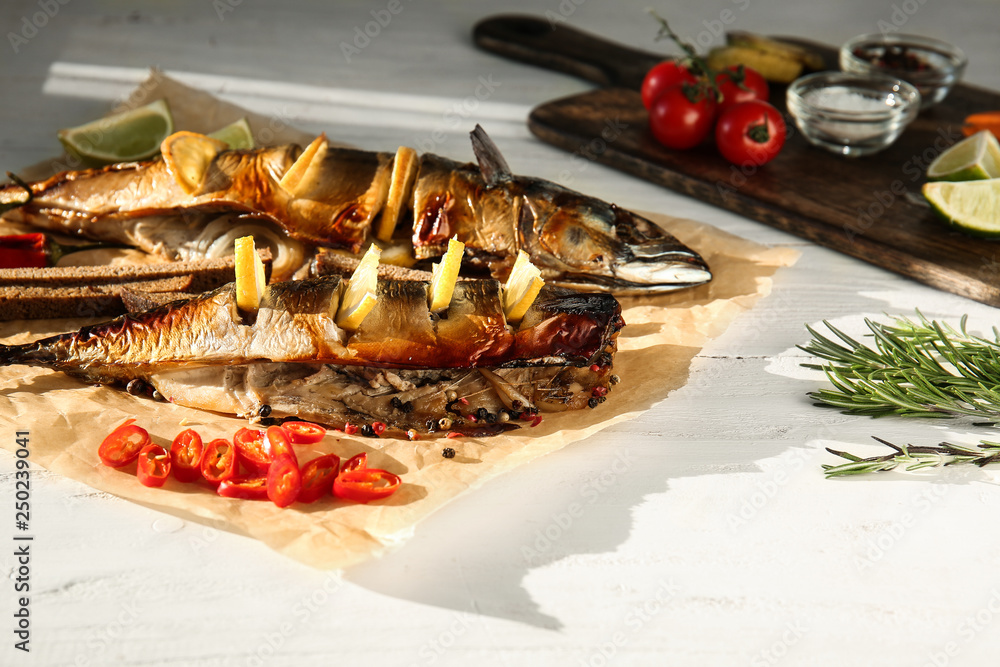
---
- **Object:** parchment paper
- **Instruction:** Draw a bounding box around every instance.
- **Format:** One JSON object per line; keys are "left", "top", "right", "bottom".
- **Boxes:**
{"left": 0, "top": 72, "right": 799, "bottom": 569}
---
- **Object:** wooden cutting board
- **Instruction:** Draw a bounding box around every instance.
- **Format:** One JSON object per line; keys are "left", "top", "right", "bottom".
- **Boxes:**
{"left": 474, "top": 16, "right": 1000, "bottom": 306}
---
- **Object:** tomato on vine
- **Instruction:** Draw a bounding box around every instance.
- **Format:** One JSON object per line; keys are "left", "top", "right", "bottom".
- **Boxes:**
{"left": 648, "top": 83, "right": 718, "bottom": 150}
{"left": 714, "top": 100, "right": 786, "bottom": 167}
{"left": 714, "top": 65, "right": 769, "bottom": 114}
{"left": 641, "top": 60, "right": 697, "bottom": 110}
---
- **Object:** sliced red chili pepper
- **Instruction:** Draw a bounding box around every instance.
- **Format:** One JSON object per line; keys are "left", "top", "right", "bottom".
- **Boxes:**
{"left": 298, "top": 453, "right": 340, "bottom": 504}
{"left": 282, "top": 421, "right": 326, "bottom": 444}
{"left": 267, "top": 454, "right": 301, "bottom": 508}
{"left": 0, "top": 233, "right": 48, "bottom": 269}
{"left": 136, "top": 443, "right": 171, "bottom": 488}
{"left": 201, "top": 438, "right": 237, "bottom": 485}
{"left": 169, "top": 429, "right": 204, "bottom": 482}
{"left": 333, "top": 468, "right": 401, "bottom": 503}
{"left": 98, "top": 418, "right": 151, "bottom": 468}
{"left": 341, "top": 452, "right": 368, "bottom": 474}
{"left": 234, "top": 427, "right": 270, "bottom": 472}
{"left": 217, "top": 474, "right": 269, "bottom": 500}
{"left": 264, "top": 425, "right": 298, "bottom": 466}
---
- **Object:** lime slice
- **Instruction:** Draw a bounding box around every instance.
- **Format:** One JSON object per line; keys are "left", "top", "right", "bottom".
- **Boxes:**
{"left": 58, "top": 99, "right": 174, "bottom": 164}
{"left": 428, "top": 237, "right": 465, "bottom": 313}
{"left": 336, "top": 244, "right": 380, "bottom": 330}
{"left": 234, "top": 235, "right": 267, "bottom": 311}
{"left": 923, "top": 179, "right": 1000, "bottom": 236}
{"left": 208, "top": 117, "right": 255, "bottom": 150}
{"left": 927, "top": 131, "right": 1000, "bottom": 182}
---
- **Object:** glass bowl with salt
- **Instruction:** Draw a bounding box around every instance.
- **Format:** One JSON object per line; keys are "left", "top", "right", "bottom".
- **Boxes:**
{"left": 786, "top": 72, "right": 920, "bottom": 157}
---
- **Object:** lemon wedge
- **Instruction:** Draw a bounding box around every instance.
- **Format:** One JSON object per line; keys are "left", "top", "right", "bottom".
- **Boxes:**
{"left": 376, "top": 146, "right": 419, "bottom": 242}
{"left": 503, "top": 250, "right": 544, "bottom": 323}
{"left": 208, "top": 117, "right": 255, "bottom": 150}
{"left": 278, "top": 134, "right": 327, "bottom": 196}
{"left": 58, "top": 99, "right": 174, "bottom": 165}
{"left": 161, "top": 131, "right": 228, "bottom": 195}
{"left": 336, "top": 243, "right": 381, "bottom": 330}
{"left": 428, "top": 237, "right": 465, "bottom": 313}
{"left": 235, "top": 235, "right": 267, "bottom": 312}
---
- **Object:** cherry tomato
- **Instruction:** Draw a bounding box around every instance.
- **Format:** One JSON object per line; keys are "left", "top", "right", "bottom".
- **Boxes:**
{"left": 334, "top": 468, "right": 401, "bottom": 503}
{"left": 233, "top": 427, "right": 270, "bottom": 472}
{"left": 282, "top": 421, "right": 326, "bottom": 445}
{"left": 136, "top": 444, "right": 171, "bottom": 488}
{"left": 648, "top": 84, "right": 717, "bottom": 150}
{"left": 170, "top": 429, "right": 204, "bottom": 483}
{"left": 201, "top": 438, "right": 237, "bottom": 485}
{"left": 714, "top": 65, "right": 769, "bottom": 115}
{"left": 263, "top": 425, "right": 298, "bottom": 466}
{"left": 298, "top": 454, "right": 341, "bottom": 504}
{"left": 98, "top": 419, "right": 151, "bottom": 468}
{"left": 715, "top": 100, "right": 787, "bottom": 167}
{"left": 641, "top": 60, "right": 697, "bottom": 110}
{"left": 218, "top": 474, "right": 269, "bottom": 500}
{"left": 267, "top": 454, "right": 301, "bottom": 508}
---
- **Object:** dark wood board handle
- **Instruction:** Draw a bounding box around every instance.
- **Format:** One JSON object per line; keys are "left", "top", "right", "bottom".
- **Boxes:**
{"left": 472, "top": 14, "right": 664, "bottom": 90}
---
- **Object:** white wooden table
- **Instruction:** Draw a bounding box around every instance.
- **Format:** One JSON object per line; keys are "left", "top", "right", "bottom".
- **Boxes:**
{"left": 2, "top": 1, "right": 1000, "bottom": 665}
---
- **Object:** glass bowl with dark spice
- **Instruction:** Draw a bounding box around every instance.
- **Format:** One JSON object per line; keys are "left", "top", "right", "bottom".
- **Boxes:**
{"left": 839, "top": 33, "right": 967, "bottom": 109}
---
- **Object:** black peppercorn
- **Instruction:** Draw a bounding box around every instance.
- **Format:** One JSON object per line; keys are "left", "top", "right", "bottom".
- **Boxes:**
{"left": 126, "top": 379, "right": 147, "bottom": 396}
{"left": 258, "top": 404, "right": 272, "bottom": 418}
{"left": 442, "top": 447, "right": 456, "bottom": 459}
{"left": 588, "top": 397, "right": 599, "bottom": 408}
{"left": 360, "top": 424, "right": 376, "bottom": 437}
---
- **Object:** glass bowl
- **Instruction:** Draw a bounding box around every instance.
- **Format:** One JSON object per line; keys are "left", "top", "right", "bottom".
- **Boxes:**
{"left": 839, "top": 33, "right": 967, "bottom": 109}
{"left": 786, "top": 72, "right": 920, "bottom": 157}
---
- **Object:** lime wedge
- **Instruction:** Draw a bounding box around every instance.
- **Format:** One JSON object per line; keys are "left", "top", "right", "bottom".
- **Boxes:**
{"left": 923, "top": 179, "right": 1000, "bottom": 236}
{"left": 208, "top": 117, "right": 255, "bottom": 150}
{"left": 927, "top": 130, "right": 1000, "bottom": 182}
{"left": 58, "top": 99, "right": 174, "bottom": 164}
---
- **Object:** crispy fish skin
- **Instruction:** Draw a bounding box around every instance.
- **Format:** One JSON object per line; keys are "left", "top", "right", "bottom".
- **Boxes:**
{"left": 0, "top": 277, "right": 622, "bottom": 435}
{"left": 0, "top": 126, "right": 711, "bottom": 294}
{"left": 0, "top": 277, "right": 621, "bottom": 379}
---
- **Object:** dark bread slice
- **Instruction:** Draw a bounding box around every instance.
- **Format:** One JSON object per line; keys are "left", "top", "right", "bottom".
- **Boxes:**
{"left": 0, "top": 251, "right": 271, "bottom": 320}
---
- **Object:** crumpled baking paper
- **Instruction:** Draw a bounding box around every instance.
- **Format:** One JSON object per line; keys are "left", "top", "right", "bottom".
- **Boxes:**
{"left": 0, "top": 72, "right": 799, "bottom": 569}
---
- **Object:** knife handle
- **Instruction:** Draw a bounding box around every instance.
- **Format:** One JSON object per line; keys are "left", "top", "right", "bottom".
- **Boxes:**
{"left": 472, "top": 15, "right": 664, "bottom": 90}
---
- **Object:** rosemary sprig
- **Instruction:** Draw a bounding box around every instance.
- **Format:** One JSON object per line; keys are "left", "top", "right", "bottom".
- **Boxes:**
{"left": 824, "top": 437, "right": 1000, "bottom": 478}
{"left": 799, "top": 312, "right": 1000, "bottom": 424}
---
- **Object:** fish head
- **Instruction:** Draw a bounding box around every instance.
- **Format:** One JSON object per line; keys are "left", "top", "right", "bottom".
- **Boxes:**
{"left": 516, "top": 179, "right": 711, "bottom": 294}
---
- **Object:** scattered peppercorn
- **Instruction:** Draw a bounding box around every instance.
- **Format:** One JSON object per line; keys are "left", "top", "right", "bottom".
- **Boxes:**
{"left": 609, "top": 374, "right": 621, "bottom": 385}
{"left": 402, "top": 401, "right": 413, "bottom": 413}
{"left": 126, "top": 378, "right": 147, "bottom": 396}
{"left": 151, "top": 390, "right": 164, "bottom": 402}
{"left": 592, "top": 386, "right": 608, "bottom": 397}
{"left": 372, "top": 422, "right": 387, "bottom": 436}
{"left": 390, "top": 397, "right": 403, "bottom": 411}
{"left": 442, "top": 447, "right": 456, "bottom": 458}
{"left": 484, "top": 412, "right": 497, "bottom": 424}
{"left": 588, "top": 397, "right": 599, "bottom": 408}
{"left": 344, "top": 423, "right": 358, "bottom": 435}
{"left": 407, "top": 429, "right": 420, "bottom": 441}
{"left": 497, "top": 410, "right": 510, "bottom": 424}
{"left": 438, "top": 417, "right": 453, "bottom": 430}
{"left": 445, "top": 390, "right": 458, "bottom": 402}
{"left": 258, "top": 404, "right": 272, "bottom": 418}
{"left": 476, "top": 407, "right": 489, "bottom": 420}
{"left": 360, "top": 424, "right": 376, "bottom": 437}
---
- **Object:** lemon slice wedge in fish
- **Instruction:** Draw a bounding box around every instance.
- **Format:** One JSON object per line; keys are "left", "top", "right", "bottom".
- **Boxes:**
{"left": 503, "top": 250, "right": 544, "bottom": 323}
{"left": 234, "top": 235, "right": 267, "bottom": 312}
{"left": 428, "top": 237, "right": 465, "bottom": 313}
{"left": 336, "top": 244, "right": 381, "bottom": 330}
